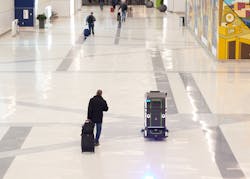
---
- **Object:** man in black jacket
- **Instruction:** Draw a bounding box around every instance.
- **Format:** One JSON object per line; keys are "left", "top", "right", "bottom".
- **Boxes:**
{"left": 86, "top": 12, "right": 96, "bottom": 35}
{"left": 119, "top": 2, "right": 128, "bottom": 22}
{"left": 87, "top": 90, "right": 108, "bottom": 146}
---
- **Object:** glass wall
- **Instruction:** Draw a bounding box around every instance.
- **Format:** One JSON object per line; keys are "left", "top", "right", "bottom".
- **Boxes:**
{"left": 186, "top": 0, "right": 218, "bottom": 57}
{"left": 187, "top": 0, "right": 250, "bottom": 60}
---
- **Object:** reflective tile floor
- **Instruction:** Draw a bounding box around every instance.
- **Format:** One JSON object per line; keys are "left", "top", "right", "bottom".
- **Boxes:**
{"left": 0, "top": 6, "right": 250, "bottom": 179}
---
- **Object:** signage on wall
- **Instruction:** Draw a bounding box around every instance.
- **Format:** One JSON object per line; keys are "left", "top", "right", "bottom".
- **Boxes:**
{"left": 23, "top": 10, "right": 29, "bottom": 19}
{"left": 15, "top": 0, "right": 34, "bottom": 27}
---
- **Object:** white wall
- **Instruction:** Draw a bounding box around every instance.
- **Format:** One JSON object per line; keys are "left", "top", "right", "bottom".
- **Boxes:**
{"left": 77, "top": 0, "right": 82, "bottom": 11}
{"left": 70, "top": 0, "right": 74, "bottom": 16}
{"left": 34, "top": 0, "right": 52, "bottom": 25}
{"left": 0, "top": 0, "right": 14, "bottom": 35}
{"left": 166, "top": 0, "right": 185, "bottom": 12}
{"left": 0, "top": 0, "right": 79, "bottom": 34}
{"left": 51, "top": 0, "right": 79, "bottom": 17}
{"left": 75, "top": 0, "right": 81, "bottom": 12}
{"left": 51, "top": 0, "right": 70, "bottom": 17}
{"left": 36, "top": 0, "right": 52, "bottom": 14}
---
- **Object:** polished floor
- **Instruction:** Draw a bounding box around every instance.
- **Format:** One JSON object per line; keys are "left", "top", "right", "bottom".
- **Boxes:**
{"left": 0, "top": 5, "right": 250, "bottom": 179}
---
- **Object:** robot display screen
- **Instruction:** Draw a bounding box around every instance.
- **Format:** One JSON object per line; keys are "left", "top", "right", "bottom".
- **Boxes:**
{"left": 150, "top": 101, "right": 161, "bottom": 108}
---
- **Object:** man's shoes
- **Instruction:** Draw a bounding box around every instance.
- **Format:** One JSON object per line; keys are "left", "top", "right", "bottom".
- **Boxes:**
{"left": 94, "top": 142, "right": 100, "bottom": 146}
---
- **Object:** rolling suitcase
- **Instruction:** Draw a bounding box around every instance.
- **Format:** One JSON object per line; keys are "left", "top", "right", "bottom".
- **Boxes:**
{"left": 81, "top": 120, "right": 95, "bottom": 152}
{"left": 81, "top": 133, "right": 95, "bottom": 152}
{"left": 83, "top": 28, "right": 90, "bottom": 38}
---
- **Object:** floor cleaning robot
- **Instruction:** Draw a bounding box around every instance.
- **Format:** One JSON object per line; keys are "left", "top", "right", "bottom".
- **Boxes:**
{"left": 142, "top": 91, "right": 168, "bottom": 139}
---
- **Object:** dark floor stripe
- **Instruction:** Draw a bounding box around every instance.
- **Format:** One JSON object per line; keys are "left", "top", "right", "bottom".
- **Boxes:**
{"left": 0, "top": 157, "right": 14, "bottom": 179}
{"left": 151, "top": 49, "right": 178, "bottom": 114}
{"left": 0, "top": 127, "right": 31, "bottom": 152}
{"left": 0, "top": 141, "right": 79, "bottom": 159}
{"left": 0, "top": 127, "right": 31, "bottom": 179}
{"left": 206, "top": 127, "right": 246, "bottom": 179}
{"left": 56, "top": 46, "right": 80, "bottom": 71}
{"left": 56, "top": 34, "right": 85, "bottom": 71}
{"left": 179, "top": 73, "right": 211, "bottom": 113}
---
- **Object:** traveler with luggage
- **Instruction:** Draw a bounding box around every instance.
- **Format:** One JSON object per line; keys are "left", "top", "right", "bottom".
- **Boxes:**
{"left": 117, "top": 12, "right": 122, "bottom": 28}
{"left": 86, "top": 12, "right": 96, "bottom": 36}
{"left": 119, "top": 2, "right": 128, "bottom": 22}
{"left": 87, "top": 89, "right": 109, "bottom": 146}
{"left": 81, "top": 119, "right": 95, "bottom": 152}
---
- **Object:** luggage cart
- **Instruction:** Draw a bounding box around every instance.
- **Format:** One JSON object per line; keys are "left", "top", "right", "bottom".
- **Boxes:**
{"left": 142, "top": 91, "right": 168, "bottom": 139}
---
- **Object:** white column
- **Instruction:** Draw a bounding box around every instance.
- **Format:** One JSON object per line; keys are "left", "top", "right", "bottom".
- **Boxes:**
{"left": 166, "top": 0, "right": 185, "bottom": 13}
{"left": 174, "top": 0, "right": 185, "bottom": 12}
{"left": 70, "top": 0, "right": 74, "bottom": 15}
{"left": 77, "top": 0, "right": 82, "bottom": 10}
{"left": 167, "top": 0, "right": 174, "bottom": 12}
{"left": 0, "top": 0, "right": 14, "bottom": 35}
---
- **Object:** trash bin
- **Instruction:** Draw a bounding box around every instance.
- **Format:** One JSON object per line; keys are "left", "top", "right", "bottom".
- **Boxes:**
{"left": 145, "top": 0, "right": 153, "bottom": 8}
{"left": 159, "top": 4, "right": 167, "bottom": 12}
{"left": 179, "top": 16, "right": 185, "bottom": 26}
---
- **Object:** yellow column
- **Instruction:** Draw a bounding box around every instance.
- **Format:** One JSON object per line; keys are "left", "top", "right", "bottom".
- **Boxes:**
{"left": 235, "top": 38, "right": 240, "bottom": 60}
{"left": 218, "top": 38, "right": 228, "bottom": 60}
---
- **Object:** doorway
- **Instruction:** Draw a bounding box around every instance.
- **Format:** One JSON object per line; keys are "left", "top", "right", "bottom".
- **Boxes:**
{"left": 228, "top": 41, "right": 236, "bottom": 59}
{"left": 240, "top": 43, "right": 250, "bottom": 59}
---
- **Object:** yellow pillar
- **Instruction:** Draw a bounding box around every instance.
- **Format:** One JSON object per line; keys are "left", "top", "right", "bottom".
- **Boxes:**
{"left": 218, "top": 38, "right": 228, "bottom": 60}
{"left": 235, "top": 38, "right": 240, "bottom": 60}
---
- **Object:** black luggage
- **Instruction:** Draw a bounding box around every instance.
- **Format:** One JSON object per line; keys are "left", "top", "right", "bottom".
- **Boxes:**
{"left": 81, "top": 120, "right": 95, "bottom": 152}
{"left": 82, "top": 120, "right": 94, "bottom": 134}
{"left": 81, "top": 133, "right": 95, "bottom": 152}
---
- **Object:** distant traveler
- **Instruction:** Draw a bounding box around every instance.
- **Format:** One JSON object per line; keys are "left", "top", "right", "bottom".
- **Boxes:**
{"left": 86, "top": 12, "right": 96, "bottom": 35}
{"left": 87, "top": 90, "right": 109, "bottom": 146}
{"left": 99, "top": 0, "right": 104, "bottom": 11}
{"left": 127, "top": 6, "right": 133, "bottom": 17}
{"left": 112, "top": 0, "right": 117, "bottom": 9}
{"left": 119, "top": 2, "right": 128, "bottom": 22}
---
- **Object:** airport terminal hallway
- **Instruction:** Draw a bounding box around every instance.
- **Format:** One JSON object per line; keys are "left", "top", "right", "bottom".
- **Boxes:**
{"left": 0, "top": 5, "right": 250, "bottom": 179}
